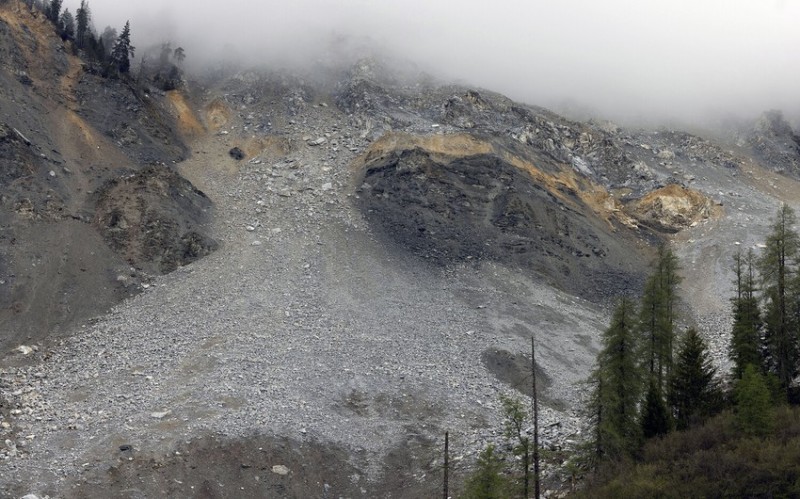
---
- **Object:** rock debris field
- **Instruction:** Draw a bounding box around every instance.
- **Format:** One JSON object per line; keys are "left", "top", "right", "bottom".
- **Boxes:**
{"left": 2, "top": 65, "right": 800, "bottom": 497}
{"left": 0, "top": 101, "right": 601, "bottom": 497}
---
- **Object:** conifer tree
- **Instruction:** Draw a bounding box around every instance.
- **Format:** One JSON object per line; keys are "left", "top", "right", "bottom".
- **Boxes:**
{"left": 735, "top": 364, "right": 774, "bottom": 436}
{"left": 758, "top": 204, "right": 800, "bottom": 398}
{"left": 59, "top": 8, "right": 74, "bottom": 39}
{"left": 668, "top": 329, "right": 718, "bottom": 430}
{"left": 731, "top": 249, "right": 763, "bottom": 379}
{"left": 500, "top": 394, "right": 531, "bottom": 498}
{"left": 111, "top": 21, "right": 134, "bottom": 74}
{"left": 592, "top": 297, "right": 642, "bottom": 458}
{"left": 75, "top": 0, "right": 89, "bottom": 50}
{"left": 99, "top": 26, "right": 117, "bottom": 55}
{"left": 46, "top": 0, "right": 61, "bottom": 25}
{"left": 638, "top": 245, "right": 681, "bottom": 391}
{"left": 640, "top": 379, "right": 670, "bottom": 439}
{"left": 173, "top": 46, "right": 185, "bottom": 64}
{"left": 462, "top": 445, "right": 508, "bottom": 499}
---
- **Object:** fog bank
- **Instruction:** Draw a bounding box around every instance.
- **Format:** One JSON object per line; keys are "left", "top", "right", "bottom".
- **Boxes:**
{"left": 77, "top": 0, "right": 800, "bottom": 125}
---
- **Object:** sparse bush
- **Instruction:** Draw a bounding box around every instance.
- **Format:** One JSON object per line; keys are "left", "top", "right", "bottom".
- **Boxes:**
{"left": 461, "top": 445, "right": 510, "bottom": 499}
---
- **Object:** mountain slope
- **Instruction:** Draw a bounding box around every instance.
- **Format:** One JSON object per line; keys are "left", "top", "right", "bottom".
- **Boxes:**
{"left": 2, "top": 18, "right": 800, "bottom": 498}
{"left": 0, "top": 4, "right": 215, "bottom": 351}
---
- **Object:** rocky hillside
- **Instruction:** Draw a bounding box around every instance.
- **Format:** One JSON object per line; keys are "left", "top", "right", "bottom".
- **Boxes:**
{"left": 2, "top": 7, "right": 800, "bottom": 498}
{"left": 0, "top": 4, "right": 216, "bottom": 351}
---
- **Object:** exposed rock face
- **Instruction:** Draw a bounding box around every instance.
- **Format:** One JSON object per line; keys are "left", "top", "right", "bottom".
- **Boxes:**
{"left": 0, "top": 6, "right": 216, "bottom": 350}
{"left": 92, "top": 167, "right": 217, "bottom": 275}
{"left": 748, "top": 110, "right": 800, "bottom": 176}
{"left": 354, "top": 133, "right": 651, "bottom": 301}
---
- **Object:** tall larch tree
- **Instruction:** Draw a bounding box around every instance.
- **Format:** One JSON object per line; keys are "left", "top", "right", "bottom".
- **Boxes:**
{"left": 758, "top": 203, "right": 800, "bottom": 398}
{"left": 592, "top": 297, "right": 642, "bottom": 458}
{"left": 731, "top": 248, "right": 763, "bottom": 379}
{"left": 638, "top": 245, "right": 681, "bottom": 391}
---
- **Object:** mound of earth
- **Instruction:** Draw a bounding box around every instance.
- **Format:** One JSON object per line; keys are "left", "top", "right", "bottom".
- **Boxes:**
{"left": 627, "top": 184, "right": 716, "bottom": 233}
{"left": 92, "top": 166, "right": 217, "bottom": 274}
{"left": 354, "top": 133, "right": 652, "bottom": 301}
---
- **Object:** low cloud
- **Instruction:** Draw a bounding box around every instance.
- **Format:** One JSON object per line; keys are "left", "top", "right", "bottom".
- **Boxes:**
{"left": 80, "top": 0, "right": 800, "bottom": 125}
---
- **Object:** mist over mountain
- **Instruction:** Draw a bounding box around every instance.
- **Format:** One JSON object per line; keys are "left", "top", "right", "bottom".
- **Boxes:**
{"left": 5, "top": 0, "right": 800, "bottom": 495}
{"left": 81, "top": 0, "right": 800, "bottom": 126}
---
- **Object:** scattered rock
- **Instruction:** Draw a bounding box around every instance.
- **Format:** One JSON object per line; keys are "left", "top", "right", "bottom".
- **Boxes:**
{"left": 229, "top": 147, "right": 246, "bottom": 160}
{"left": 272, "top": 464, "right": 290, "bottom": 475}
{"left": 15, "top": 345, "right": 34, "bottom": 355}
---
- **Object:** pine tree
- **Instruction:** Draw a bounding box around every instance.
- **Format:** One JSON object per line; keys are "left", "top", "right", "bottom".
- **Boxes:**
{"left": 758, "top": 204, "right": 800, "bottom": 398}
{"left": 99, "top": 26, "right": 117, "bottom": 55}
{"left": 462, "top": 445, "right": 508, "bottom": 499}
{"left": 731, "top": 249, "right": 763, "bottom": 379}
{"left": 735, "top": 364, "right": 774, "bottom": 437}
{"left": 592, "top": 297, "right": 642, "bottom": 458}
{"left": 173, "top": 46, "right": 185, "bottom": 64}
{"left": 500, "top": 394, "right": 530, "bottom": 498}
{"left": 638, "top": 245, "right": 681, "bottom": 392}
{"left": 75, "top": 0, "right": 89, "bottom": 50}
{"left": 668, "top": 329, "right": 718, "bottom": 430}
{"left": 640, "top": 379, "right": 670, "bottom": 439}
{"left": 111, "top": 21, "right": 134, "bottom": 74}
{"left": 46, "top": 0, "right": 61, "bottom": 25}
{"left": 58, "top": 8, "right": 74, "bottom": 39}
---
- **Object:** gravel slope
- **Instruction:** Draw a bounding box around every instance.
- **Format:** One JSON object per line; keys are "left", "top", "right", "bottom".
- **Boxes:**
{"left": 3, "top": 72, "right": 800, "bottom": 497}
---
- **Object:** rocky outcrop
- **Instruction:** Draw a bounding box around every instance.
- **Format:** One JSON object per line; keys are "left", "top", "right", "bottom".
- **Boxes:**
{"left": 354, "top": 133, "right": 651, "bottom": 301}
{"left": 92, "top": 166, "right": 217, "bottom": 275}
{"left": 748, "top": 110, "right": 800, "bottom": 176}
{"left": 627, "top": 184, "right": 715, "bottom": 233}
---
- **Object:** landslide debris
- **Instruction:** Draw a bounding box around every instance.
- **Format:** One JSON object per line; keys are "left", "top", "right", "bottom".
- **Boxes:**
{"left": 0, "top": 5, "right": 216, "bottom": 350}
{"left": 92, "top": 166, "right": 217, "bottom": 274}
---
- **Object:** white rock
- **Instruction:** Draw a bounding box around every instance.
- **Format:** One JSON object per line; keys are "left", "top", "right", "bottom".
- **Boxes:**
{"left": 321, "top": 182, "right": 333, "bottom": 191}
{"left": 272, "top": 464, "right": 290, "bottom": 475}
{"left": 150, "top": 411, "right": 171, "bottom": 419}
{"left": 15, "top": 345, "right": 34, "bottom": 355}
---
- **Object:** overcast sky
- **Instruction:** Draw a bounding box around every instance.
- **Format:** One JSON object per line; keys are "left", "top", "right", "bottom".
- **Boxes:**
{"left": 69, "top": 0, "right": 800, "bottom": 124}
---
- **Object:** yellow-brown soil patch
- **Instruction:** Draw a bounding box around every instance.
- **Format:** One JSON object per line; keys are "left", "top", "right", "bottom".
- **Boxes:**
{"left": 167, "top": 91, "right": 205, "bottom": 138}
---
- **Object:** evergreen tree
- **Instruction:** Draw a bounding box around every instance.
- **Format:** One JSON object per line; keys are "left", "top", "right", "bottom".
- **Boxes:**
{"left": 99, "top": 26, "right": 117, "bottom": 55}
{"left": 758, "top": 204, "right": 800, "bottom": 398}
{"left": 500, "top": 394, "right": 530, "bottom": 498}
{"left": 638, "top": 245, "right": 681, "bottom": 392}
{"left": 75, "top": 0, "right": 89, "bottom": 50}
{"left": 173, "top": 46, "right": 185, "bottom": 64}
{"left": 111, "top": 21, "right": 134, "bottom": 74}
{"left": 58, "top": 8, "right": 74, "bottom": 39}
{"left": 668, "top": 329, "right": 719, "bottom": 430}
{"left": 592, "top": 298, "right": 642, "bottom": 458}
{"left": 735, "top": 364, "right": 774, "bottom": 436}
{"left": 46, "top": 0, "right": 61, "bottom": 25}
{"left": 462, "top": 445, "right": 509, "bottom": 499}
{"left": 640, "top": 379, "right": 670, "bottom": 439}
{"left": 731, "top": 249, "right": 763, "bottom": 379}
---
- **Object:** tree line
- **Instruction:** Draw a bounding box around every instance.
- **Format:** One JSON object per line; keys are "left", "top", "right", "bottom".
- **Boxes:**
{"left": 17, "top": 0, "right": 185, "bottom": 86}
{"left": 591, "top": 204, "right": 800, "bottom": 465}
